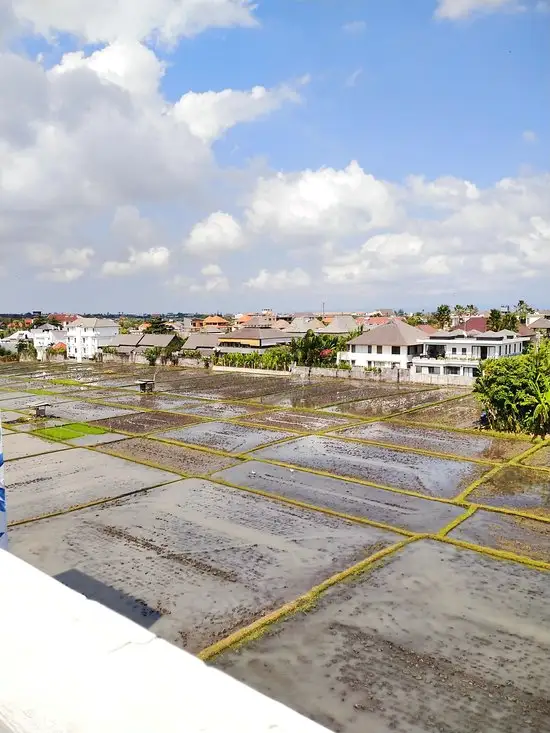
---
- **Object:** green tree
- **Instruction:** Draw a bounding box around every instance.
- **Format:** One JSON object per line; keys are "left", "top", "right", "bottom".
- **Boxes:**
{"left": 405, "top": 312, "right": 426, "bottom": 327}
{"left": 501, "top": 312, "right": 519, "bottom": 332}
{"left": 465, "top": 304, "right": 479, "bottom": 317}
{"left": 486, "top": 309, "right": 503, "bottom": 331}
{"left": 143, "top": 346, "right": 163, "bottom": 365}
{"left": 474, "top": 339, "right": 550, "bottom": 437}
{"left": 144, "top": 316, "right": 173, "bottom": 334}
{"left": 454, "top": 305, "right": 467, "bottom": 325}
{"left": 515, "top": 299, "right": 535, "bottom": 324}
{"left": 32, "top": 314, "right": 48, "bottom": 327}
{"left": 432, "top": 304, "right": 451, "bottom": 330}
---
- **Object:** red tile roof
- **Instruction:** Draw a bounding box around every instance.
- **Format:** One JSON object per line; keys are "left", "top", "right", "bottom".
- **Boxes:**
{"left": 416, "top": 323, "right": 437, "bottom": 334}
{"left": 464, "top": 316, "right": 488, "bottom": 332}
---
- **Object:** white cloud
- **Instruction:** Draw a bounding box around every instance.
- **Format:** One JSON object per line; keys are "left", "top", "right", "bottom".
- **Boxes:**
{"left": 345, "top": 68, "right": 362, "bottom": 88}
{"left": 342, "top": 20, "right": 367, "bottom": 34}
{"left": 26, "top": 245, "right": 95, "bottom": 269}
{"left": 522, "top": 129, "right": 537, "bottom": 143}
{"left": 201, "top": 263, "right": 223, "bottom": 276}
{"left": 10, "top": 0, "right": 258, "bottom": 44}
{"left": 246, "top": 161, "right": 399, "bottom": 238}
{"left": 184, "top": 212, "right": 244, "bottom": 255}
{"left": 246, "top": 267, "right": 311, "bottom": 290}
{"left": 435, "top": 0, "right": 523, "bottom": 20}
{"left": 101, "top": 246, "right": 170, "bottom": 275}
{"left": 173, "top": 78, "right": 307, "bottom": 143}
{"left": 37, "top": 267, "right": 85, "bottom": 282}
{"left": 51, "top": 41, "right": 166, "bottom": 96}
{"left": 190, "top": 275, "right": 229, "bottom": 292}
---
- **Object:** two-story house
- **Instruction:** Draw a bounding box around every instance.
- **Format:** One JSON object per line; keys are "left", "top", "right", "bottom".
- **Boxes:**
{"left": 30, "top": 325, "right": 67, "bottom": 360}
{"left": 412, "top": 329, "right": 530, "bottom": 378}
{"left": 66, "top": 318, "right": 119, "bottom": 361}
{"left": 339, "top": 321, "right": 426, "bottom": 369}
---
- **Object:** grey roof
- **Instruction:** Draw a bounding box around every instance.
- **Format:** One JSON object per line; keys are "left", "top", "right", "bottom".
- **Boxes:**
{"left": 530, "top": 317, "right": 550, "bottom": 329}
{"left": 349, "top": 320, "right": 427, "bottom": 347}
{"left": 286, "top": 316, "right": 324, "bottom": 333}
{"left": 138, "top": 334, "right": 178, "bottom": 348}
{"left": 274, "top": 319, "right": 290, "bottom": 330}
{"left": 184, "top": 333, "right": 221, "bottom": 350}
{"left": 71, "top": 317, "right": 118, "bottom": 328}
{"left": 117, "top": 345, "right": 137, "bottom": 354}
{"left": 318, "top": 315, "right": 359, "bottom": 334}
{"left": 220, "top": 328, "right": 290, "bottom": 341}
{"left": 115, "top": 334, "right": 142, "bottom": 347}
{"left": 243, "top": 316, "right": 273, "bottom": 328}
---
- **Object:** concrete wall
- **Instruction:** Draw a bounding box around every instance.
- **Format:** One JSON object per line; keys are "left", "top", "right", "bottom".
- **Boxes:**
{"left": 409, "top": 371, "right": 474, "bottom": 386}
{"left": 213, "top": 365, "right": 290, "bottom": 376}
{"left": 0, "top": 550, "right": 328, "bottom": 733}
{"left": 291, "top": 365, "right": 409, "bottom": 382}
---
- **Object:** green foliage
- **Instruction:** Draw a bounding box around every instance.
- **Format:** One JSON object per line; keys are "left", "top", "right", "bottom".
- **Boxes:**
{"left": 486, "top": 309, "right": 503, "bottom": 331}
{"left": 432, "top": 304, "right": 451, "bottom": 330}
{"left": 515, "top": 299, "right": 535, "bottom": 324}
{"left": 16, "top": 340, "right": 37, "bottom": 359}
{"left": 143, "top": 346, "right": 163, "bottom": 365}
{"left": 473, "top": 339, "right": 550, "bottom": 438}
{"left": 101, "top": 346, "right": 118, "bottom": 355}
{"left": 213, "top": 347, "right": 292, "bottom": 371}
{"left": 144, "top": 316, "right": 173, "bottom": 334}
{"left": 32, "top": 314, "right": 48, "bottom": 327}
{"left": 405, "top": 312, "right": 427, "bottom": 327}
{"left": 289, "top": 329, "right": 353, "bottom": 368}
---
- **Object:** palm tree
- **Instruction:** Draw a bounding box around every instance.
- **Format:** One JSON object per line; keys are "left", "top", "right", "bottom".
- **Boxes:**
{"left": 486, "top": 309, "right": 503, "bottom": 331}
{"left": 465, "top": 304, "right": 479, "bottom": 317}
{"left": 454, "top": 305, "right": 467, "bottom": 325}
{"left": 432, "top": 304, "right": 452, "bottom": 330}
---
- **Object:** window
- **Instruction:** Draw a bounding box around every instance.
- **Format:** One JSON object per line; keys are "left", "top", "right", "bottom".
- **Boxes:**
{"left": 451, "top": 347, "right": 457, "bottom": 355}
{"left": 376, "top": 345, "right": 383, "bottom": 354}
{"left": 351, "top": 360, "right": 356, "bottom": 366}
{"left": 391, "top": 346, "right": 400, "bottom": 355}
{"left": 428, "top": 366, "right": 440, "bottom": 375}
{"left": 367, "top": 345, "right": 372, "bottom": 354}
{"left": 416, "top": 366, "right": 422, "bottom": 373}
{"left": 461, "top": 347, "right": 467, "bottom": 355}
{"left": 350, "top": 344, "right": 356, "bottom": 353}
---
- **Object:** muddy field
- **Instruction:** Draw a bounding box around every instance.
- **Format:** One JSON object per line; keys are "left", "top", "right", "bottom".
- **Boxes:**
{"left": 2, "top": 432, "right": 70, "bottom": 460}
{"left": 215, "top": 541, "right": 550, "bottom": 733}
{"left": 253, "top": 435, "right": 489, "bottom": 498}
{"left": 450, "top": 508, "right": 550, "bottom": 563}
{"left": 214, "top": 461, "right": 465, "bottom": 534}
{"left": 157, "top": 421, "right": 294, "bottom": 454}
{"left": 10, "top": 478, "right": 400, "bottom": 652}
{"left": 467, "top": 465, "right": 550, "bottom": 518}
{"left": 334, "top": 421, "right": 532, "bottom": 461}
{"left": 236, "top": 409, "right": 362, "bottom": 433}
{"left": 522, "top": 445, "right": 550, "bottom": 469}
{"left": 172, "top": 401, "right": 272, "bottom": 419}
{"left": 326, "top": 388, "right": 466, "bottom": 417}
{"left": 400, "top": 394, "right": 482, "bottom": 428}
{"left": 96, "top": 437, "right": 241, "bottom": 475}
{"left": 46, "top": 400, "right": 137, "bottom": 422}
{"left": 7, "top": 448, "right": 178, "bottom": 523}
{"left": 90, "top": 410, "right": 203, "bottom": 434}
{"left": 254, "top": 380, "right": 428, "bottom": 409}
{"left": 88, "top": 392, "right": 205, "bottom": 411}
{"left": 165, "top": 373, "right": 307, "bottom": 400}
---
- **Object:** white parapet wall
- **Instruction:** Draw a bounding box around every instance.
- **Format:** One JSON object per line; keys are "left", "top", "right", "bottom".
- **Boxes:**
{"left": 0, "top": 550, "right": 329, "bottom": 733}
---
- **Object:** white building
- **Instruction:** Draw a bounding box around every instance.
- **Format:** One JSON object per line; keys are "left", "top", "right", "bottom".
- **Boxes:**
{"left": 66, "top": 317, "right": 119, "bottom": 361}
{"left": 0, "top": 330, "right": 33, "bottom": 352}
{"left": 30, "top": 325, "right": 67, "bottom": 359}
{"left": 338, "top": 320, "right": 426, "bottom": 369}
{"left": 412, "top": 329, "right": 530, "bottom": 378}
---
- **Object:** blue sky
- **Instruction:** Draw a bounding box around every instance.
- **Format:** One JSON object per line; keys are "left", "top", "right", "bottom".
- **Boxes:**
{"left": 1, "top": 0, "right": 549, "bottom": 314}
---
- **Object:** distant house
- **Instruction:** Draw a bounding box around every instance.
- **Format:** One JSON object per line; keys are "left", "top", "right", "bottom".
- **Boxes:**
{"left": 105, "top": 333, "right": 181, "bottom": 357}
{"left": 184, "top": 333, "right": 221, "bottom": 353}
{"left": 339, "top": 321, "right": 426, "bottom": 370}
{"left": 218, "top": 328, "right": 291, "bottom": 351}
{"left": 415, "top": 324, "right": 437, "bottom": 335}
{"left": 273, "top": 319, "right": 290, "bottom": 330}
{"left": 67, "top": 318, "right": 119, "bottom": 361}
{"left": 0, "top": 330, "right": 33, "bottom": 353}
{"left": 317, "top": 315, "right": 359, "bottom": 335}
{"left": 30, "top": 325, "right": 67, "bottom": 359}
{"left": 412, "top": 329, "right": 530, "bottom": 378}
{"left": 203, "top": 315, "right": 229, "bottom": 330}
{"left": 240, "top": 315, "right": 273, "bottom": 329}
{"left": 285, "top": 316, "right": 324, "bottom": 338}
{"left": 464, "top": 316, "right": 488, "bottom": 332}
{"left": 529, "top": 317, "right": 550, "bottom": 338}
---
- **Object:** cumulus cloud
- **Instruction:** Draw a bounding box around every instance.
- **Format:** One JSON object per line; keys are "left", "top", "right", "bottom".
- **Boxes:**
{"left": 173, "top": 78, "right": 308, "bottom": 143}
{"left": 522, "top": 129, "right": 537, "bottom": 143}
{"left": 184, "top": 212, "right": 244, "bottom": 255}
{"left": 201, "top": 263, "right": 223, "bottom": 276}
{"left": 36, "top": 268, "right": 85, "bottom": 282}
{"left": 246, "top": 267, "right": 311, "bottom": 290}
{"left": 9, "top": 0, "right": 258, "bottom": 45}
{"left": 102, "top": 246, "right": 170, "bottom": 276}
{"left": 246, "top": 161, "right": 399, "bottom": 239}
{"left": 435, "top": 0, "right": 523, "bottom": 20}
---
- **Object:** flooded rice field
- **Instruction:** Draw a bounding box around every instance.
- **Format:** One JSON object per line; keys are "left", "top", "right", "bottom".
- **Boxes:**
{"left": 326, "top": 387, "right": 466, "bottom": 417}
{"left": 89, "top": 410, "right": 203, "bottom": 434}
{"left": 253, "top": 435, "right": 489, "bottom": 498}
{"left": 4, "top": 362, "right": 547, "bottom": 733}
{"left": 334, "top": 421, "right": 532, "bottom": 460}
{"left": 214, "top": 461, "right": 465, "bottom": 534}
{"left": 7, "top": 448, "right": 178, "bottom": 523}
{"left": 96, "top": 437, "right": 241, "bottom": 475}
{"left": 467, "top": 465, "right": 550, "bottom": 518}
{"left": 215, "top": 541, "right": 550, "bottom": 733}
{"left": 157, "top": 421, "right": 294, "bottom": 454}
{"left": 10, "top": 478, "right": 399, "bottom": 653}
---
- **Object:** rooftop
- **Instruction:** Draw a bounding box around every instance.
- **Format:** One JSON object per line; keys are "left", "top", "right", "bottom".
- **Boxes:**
{"left": 349, "top": 319, "right": 427, "bottom": 346}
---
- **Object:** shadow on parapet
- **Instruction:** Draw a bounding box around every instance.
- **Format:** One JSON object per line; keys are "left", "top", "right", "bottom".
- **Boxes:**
{"left": 55, "top": 569, "right": 163, "bottom": 629}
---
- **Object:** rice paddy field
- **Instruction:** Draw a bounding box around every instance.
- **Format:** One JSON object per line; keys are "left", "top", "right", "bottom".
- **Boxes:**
{"left": 2, "top": 362, "right": 549, "bottom": 733}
